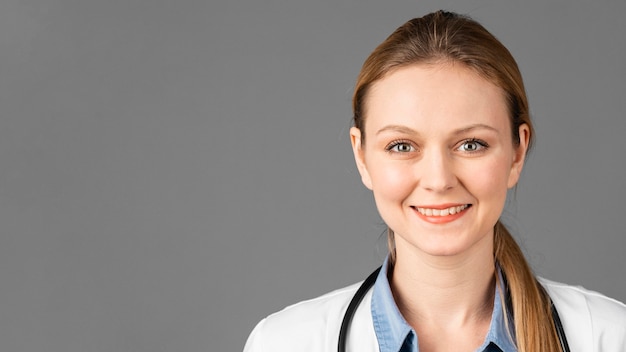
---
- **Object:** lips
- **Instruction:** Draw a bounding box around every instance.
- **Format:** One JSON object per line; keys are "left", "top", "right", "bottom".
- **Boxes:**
{"left": 415, "top": 204, "right": 470, "bottom": 217}
{"left": 411, "top": 204, "right": 472, "bottom": 224}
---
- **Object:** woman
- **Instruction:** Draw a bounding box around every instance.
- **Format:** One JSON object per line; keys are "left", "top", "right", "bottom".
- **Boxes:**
{"left": 243, "top": 10, "right": 626, "bottom": 352}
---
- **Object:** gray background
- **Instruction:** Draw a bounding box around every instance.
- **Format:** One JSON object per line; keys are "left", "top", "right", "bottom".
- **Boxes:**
{"left": 0, "top": 0, "right": 624, "bottom": 351}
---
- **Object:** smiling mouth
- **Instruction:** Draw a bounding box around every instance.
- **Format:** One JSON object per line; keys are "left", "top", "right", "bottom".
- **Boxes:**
{"left": 414, "top": 204, "right": 471, "bottom": 217}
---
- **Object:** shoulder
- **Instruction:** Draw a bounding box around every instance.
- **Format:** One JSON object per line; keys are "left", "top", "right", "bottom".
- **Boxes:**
{"left": 261, "top": 281, "right": 360, "bottom": 332}
{"left": 539, "top": 277, "right": 626, "bottom": 351}
{"left": 243, "top": 282, "right": 361, "bottom": 352}
{"left": 540, "top": 277, "right": 626, "bottom": 323}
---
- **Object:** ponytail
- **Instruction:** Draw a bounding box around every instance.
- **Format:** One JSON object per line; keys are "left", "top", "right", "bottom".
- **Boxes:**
{"left": 494, "top": 220, "right": 563, "bottom": 351}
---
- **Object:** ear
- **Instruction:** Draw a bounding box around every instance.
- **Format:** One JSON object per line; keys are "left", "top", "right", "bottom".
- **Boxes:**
{"left": 350, "top": 127, "right": 373, "bottom": 190}
{"left": 507, "top": 123, "right": 530, "bottom": 188}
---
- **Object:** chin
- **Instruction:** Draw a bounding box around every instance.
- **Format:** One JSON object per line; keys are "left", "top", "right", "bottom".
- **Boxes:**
{"left": 402, "top": 233, "right": 486, "bottom": 258}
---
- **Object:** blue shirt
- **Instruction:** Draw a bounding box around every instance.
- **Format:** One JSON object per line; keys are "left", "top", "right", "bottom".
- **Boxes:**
{"left": 370, "top": 256, "right": 517, "bottom": 352}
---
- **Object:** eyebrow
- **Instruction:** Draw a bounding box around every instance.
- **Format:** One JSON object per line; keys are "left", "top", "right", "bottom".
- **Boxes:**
{"left": 453, "top": 123, "right": 500, "bottom": 135}
{"left": 375, "top": 125, "right": 419, "bottom": 136}
{"left": 375, "top": 123, "right": 499, "bottom": 136}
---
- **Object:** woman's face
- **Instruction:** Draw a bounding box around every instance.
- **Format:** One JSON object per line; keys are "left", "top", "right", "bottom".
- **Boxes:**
{"left": 351, "top": 63, "right": 529, "bottom": 259}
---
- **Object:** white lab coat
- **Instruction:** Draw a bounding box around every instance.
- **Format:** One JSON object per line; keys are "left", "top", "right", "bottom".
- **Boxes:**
{"left": 243, "top": 277, "right": 626, "bottom": 351}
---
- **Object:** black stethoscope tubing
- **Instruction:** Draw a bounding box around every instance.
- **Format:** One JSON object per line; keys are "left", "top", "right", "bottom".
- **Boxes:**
{"left": 338, "top": 266, "right": 571, "bottom": 352}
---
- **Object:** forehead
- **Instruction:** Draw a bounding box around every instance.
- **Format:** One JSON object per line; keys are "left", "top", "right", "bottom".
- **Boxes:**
{"left": 364, "top": 63, "right": 511, "bottom": 134}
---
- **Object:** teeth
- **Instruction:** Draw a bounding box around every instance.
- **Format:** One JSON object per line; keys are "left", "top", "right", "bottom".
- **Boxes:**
{"left": 416, "top": 204, "right": 469, "bottom": 217}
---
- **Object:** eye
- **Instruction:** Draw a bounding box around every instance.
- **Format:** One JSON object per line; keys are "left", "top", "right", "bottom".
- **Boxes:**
{"left": 386, "top": 140, "right": 416, "bottom": 153}
{"left": 457, "top": 138, "right": 488, "bottom": 153}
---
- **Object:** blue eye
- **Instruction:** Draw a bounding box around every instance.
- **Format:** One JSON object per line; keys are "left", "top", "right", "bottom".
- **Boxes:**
{"left": 458, "top": 139, "right": 488, "bottom": 152}
{"left": 387, "top": 141, "right": 415, "bottom": 153}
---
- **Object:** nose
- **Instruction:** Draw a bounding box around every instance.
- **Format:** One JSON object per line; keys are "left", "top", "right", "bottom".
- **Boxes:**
{"left": 418, "top": 148, "right": 457, "bottom": 192}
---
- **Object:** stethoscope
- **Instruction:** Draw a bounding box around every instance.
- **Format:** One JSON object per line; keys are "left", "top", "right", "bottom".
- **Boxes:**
{"left": 338, "top": 266, "right": 571, "bottom": 352}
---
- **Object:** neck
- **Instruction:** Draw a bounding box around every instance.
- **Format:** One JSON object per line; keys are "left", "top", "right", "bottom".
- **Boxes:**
{"left": 389, "top": 236, "right": 496, "bottom": 329}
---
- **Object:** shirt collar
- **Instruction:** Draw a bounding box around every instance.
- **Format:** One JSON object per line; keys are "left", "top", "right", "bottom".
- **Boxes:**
{"left": 370, "top": 256, "right": 415, "bottom": 352}
{"left": 370, "top": 256, "right": 517, "bottom": 352}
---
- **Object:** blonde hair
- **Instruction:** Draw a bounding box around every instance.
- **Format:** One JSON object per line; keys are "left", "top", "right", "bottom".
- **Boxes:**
{"left": 352, "top": 11, "right": 561, "bottom": 351}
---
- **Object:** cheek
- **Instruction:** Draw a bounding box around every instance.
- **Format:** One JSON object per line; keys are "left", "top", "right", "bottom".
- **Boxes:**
{"left": 461, "top": 157, "right": 512, "bottom": 201}
{"left": 369, "top": 162, "right": 416, "bottom": 203}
